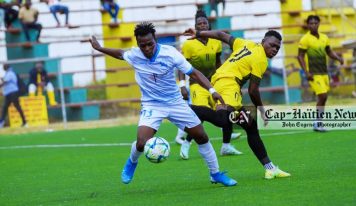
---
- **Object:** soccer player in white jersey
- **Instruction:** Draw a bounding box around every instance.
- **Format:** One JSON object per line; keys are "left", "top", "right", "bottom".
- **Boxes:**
{"left": 89, "top": 22, "right": 237, "bottom": 187}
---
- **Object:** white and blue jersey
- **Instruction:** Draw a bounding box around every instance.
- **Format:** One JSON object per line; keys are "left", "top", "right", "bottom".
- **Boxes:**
{"left": 2, "top": 68, "right": 18, "bottom": 96}
{"left": 123, "top": 44, "right": 193, "bottom": 105}
{"left": 123, "top": 44, "right": 201, "bottom": 130}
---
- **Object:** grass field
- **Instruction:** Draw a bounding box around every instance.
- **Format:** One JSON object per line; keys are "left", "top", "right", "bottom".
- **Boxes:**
{"left": 1, "top": 122, "right": 356, "bottom": 206}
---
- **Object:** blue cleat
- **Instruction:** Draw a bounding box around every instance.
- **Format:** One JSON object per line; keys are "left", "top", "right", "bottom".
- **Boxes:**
{"left": 210, "top": 171, "right": 237, "bottom": 187}
{"left": 121, "top": 158, "right": 138, "bottom": 184}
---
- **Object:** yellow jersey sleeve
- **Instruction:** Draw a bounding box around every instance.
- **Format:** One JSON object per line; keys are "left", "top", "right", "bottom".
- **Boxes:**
{"left": 251, "top": 60, "right": 268, "bottom": 79}
{"left": 298, "top": 35, "right": 309, "bottom": 50}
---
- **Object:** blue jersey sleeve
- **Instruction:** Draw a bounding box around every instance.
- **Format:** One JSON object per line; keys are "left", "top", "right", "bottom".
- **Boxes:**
{"left": 123, "top": 49, "right": 135, "bottom": 65}
{"left": 173, "top": 48, "right": 193, "bottom": 75}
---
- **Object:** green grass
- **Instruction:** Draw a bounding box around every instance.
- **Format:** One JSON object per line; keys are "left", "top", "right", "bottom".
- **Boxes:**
{"left": 1, "top": 123, "right": 356, "bottom": 206}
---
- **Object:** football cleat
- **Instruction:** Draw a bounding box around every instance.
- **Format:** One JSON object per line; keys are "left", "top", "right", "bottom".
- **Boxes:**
{"left": 220, "top": 144, "right": 243, "bottom": 156}
{"left": 210, "top": 171, "right": 237, "bottom": 186}
{"left": 264, "top": 167, "right": 291, "bottom": 179}
{"left": 121, "top": 158, "right": 138, "bottom": 184}
{"left": 180, "top": 141, "right": 191, "bottom": 160}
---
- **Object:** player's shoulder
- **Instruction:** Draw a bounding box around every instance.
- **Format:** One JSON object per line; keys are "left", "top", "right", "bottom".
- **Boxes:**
{"left": 300, "top": 32, "right": 310, "bottom": 40}
{"left": 182, "top": 39, "right": 196, "bottom": 48}
{"left": 209, "top": 38, "right": 221, "bottom": 44}
{"left": 319, "top": 32, "right": 329, "bottom": 40}
{"left": 160, "top": 44, "right": 180, "bottom": 54}
{"left": 251, "top": 44, "right": 268, "bottom": 61}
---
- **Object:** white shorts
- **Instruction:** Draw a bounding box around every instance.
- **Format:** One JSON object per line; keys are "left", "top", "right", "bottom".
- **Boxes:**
{"left": 138, "top": 101, "right": 201, "bottom": 131}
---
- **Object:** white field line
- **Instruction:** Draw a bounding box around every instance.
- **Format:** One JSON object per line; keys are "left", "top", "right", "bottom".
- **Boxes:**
{"left": 0, "top": 131, "right": 309, "bottom": 150}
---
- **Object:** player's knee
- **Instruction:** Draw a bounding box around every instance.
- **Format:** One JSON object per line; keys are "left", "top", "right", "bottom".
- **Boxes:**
{"left": 186, "top": 125, "right": 209, "bottom": 144}
{"left": 135, "top": 139, "right": 146, "bottom": 152}
{"left": 28, "top": 84, "right": 36, "bottom": 93}
{"left": 318, "top": 93, "right": 327, "bottom": 103}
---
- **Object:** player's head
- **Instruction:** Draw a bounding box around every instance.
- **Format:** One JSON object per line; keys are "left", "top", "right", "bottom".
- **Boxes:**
{"left": 262, "top": 30, "right": 282, "bottom": 58}
{"left": 24, "top": 0, "right": 32, "bottom": 8}
{"left": 35, "top": 61, "right": 44, "bottom": 72}
{"left": 3, "top": 64, "right": 10, "bottom": 71}
{"left": 195, "top": 10, "right": 209, "bottom": 31}
{"left": 134, "top": 22, "right": 157, "bottom": 59}
{"left": 306, "top": 15, "right": 320, "bottom": 33}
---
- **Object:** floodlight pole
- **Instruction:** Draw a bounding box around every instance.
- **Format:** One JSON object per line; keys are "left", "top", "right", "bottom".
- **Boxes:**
{"left": 282, "top": 66, "right": 290, "bottom": 105}
{"left": 57, "top": 60, "right": 67, "bottom": 127}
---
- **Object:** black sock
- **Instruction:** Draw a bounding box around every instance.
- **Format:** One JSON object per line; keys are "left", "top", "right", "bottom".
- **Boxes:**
{"left": 222, "top": 123, "right": 233, "bottom": 143}
{"left": 239, "top": 118, "right": 270, "bottom": 165}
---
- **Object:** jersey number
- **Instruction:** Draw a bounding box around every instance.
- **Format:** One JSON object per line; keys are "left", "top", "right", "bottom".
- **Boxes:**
{"left": 229, "top": 46, "right": 251, "bottom": 62}
{"left": 206, "top": 54, "right": 210, "bottom": 61}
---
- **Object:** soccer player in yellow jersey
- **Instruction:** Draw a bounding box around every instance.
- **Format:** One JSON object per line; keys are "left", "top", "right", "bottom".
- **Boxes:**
{"left": 183, "top": 28, "right": 291, "bottom": 179}
{"left": 177, "top": 10, "right": 242, "bottom": 160}
{"left": 297, "top": 15, "right": 343, "bottom": 132}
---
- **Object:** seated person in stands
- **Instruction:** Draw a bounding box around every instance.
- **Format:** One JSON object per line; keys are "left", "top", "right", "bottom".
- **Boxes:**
{"left": 28, "top": 61, "right": 57, "bottom": 106}
{"left": 352, "top": 48, "right": 356, "bottom": 97}
{"left": 101, "top": 0, "right": 119, "bottom": 24}
{"left": 18, "top": 0, "right": 42, "bottom": 42}
{"left": 0, "top": 0, "right": 20, "bottom": 29}
{"left": 41, "top": 0, "right": 70, "bottom": 27}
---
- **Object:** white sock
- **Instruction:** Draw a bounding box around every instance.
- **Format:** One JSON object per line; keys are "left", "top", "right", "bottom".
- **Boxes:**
{"left": 264, "top": 162, "right": 276, "bottom": 170}
{"left": 198, "top": 141, "right": 219, "bottom": 174}
{"left": 222, "top": 143, "right": 230, "bottom": 148}
{"left": 176, "top": 128, "right": 186, "bottom": 138}
{"left": 129, "top": 141, "right": 142, "bottom": 163}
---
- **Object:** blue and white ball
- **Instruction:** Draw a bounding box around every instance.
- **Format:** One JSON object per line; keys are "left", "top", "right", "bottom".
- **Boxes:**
{"left": 144, "top": 137, "right": 170, "bottom": 163}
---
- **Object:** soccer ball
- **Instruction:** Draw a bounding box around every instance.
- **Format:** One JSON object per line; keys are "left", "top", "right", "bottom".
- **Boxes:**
{"left": 144, "top": 137, "right": 170, "bottom": 163}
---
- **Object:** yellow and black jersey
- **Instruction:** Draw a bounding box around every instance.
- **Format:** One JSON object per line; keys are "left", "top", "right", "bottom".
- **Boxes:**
{"left": 182, "top": 38, "right": 222, "bottom": 79}
{"left": 211, "top": 38, "right": 268, "bottom": 86}
{"left": 299, "top": 31, "right": 330, "bottom": 74}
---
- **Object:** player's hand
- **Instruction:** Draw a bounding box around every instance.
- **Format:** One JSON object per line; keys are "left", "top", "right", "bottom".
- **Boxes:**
{"left": 306, "top": 72, "right": 314, "bottom": 81}
{"left": 212, "top": 92, "right": 225, "bottom": 106}
{"left": 180, "top": 87, "right": 189, "bottom": 100}
{"left": 89, "top": 36, "right": 101, "bottom": 50}
{"left": 259, "top": 107, "right": 268, "bottom": 126}
{"left": 182, "top": 28, "right": 197, "bottom": 40}
{"left": 338, "top": 56, "right": 344, "bottom": 65}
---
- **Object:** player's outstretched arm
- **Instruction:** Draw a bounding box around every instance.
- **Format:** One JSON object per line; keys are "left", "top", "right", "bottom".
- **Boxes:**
{"left": 188, "top": 69, "right": 225, "bottom": 105}
{"left": 89, "top": 36, "right": 125, "bottom": 60}
{"left": 326, "top": 46, "right": 344, "bottom": 65}
{"left": 183, "top": 28, "right": 234, "bottom": 48}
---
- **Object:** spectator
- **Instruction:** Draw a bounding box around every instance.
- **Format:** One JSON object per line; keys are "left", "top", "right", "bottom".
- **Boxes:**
{"left": 209, "top": 0, "right": 225, "bottom": 17}
{"left": 0, "top": 0, "right": 19, "bottom": 29}
{"left": 0, "top": 64, "right": 27, "bottom": 128}
{"left": 28, "top": 61, "right": 57, "bottom": 106}
{"left": 18, "top": 0, "right": 42, "bottom": 42}
{"left": 351, "top": 48, "right": 356, "bottom": 97}
{"left": 42, "top": 0, "right": 70, "bottom": 27}
{"left": 101, "top": 0, "right": 119, "bottom": 24}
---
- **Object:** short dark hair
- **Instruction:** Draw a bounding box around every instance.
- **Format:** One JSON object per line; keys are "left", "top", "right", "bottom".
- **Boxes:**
{"left": 264, "top": 30, "right": 282, "bottom": 41}
{"left": 306, "top": 15, "right": 320, "bottom": 23}
{"left": 195, "top": 10, "right": 208, "bottom": 21}
{"left": 134, "top": 22, "right": 156, "bottom": 38}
